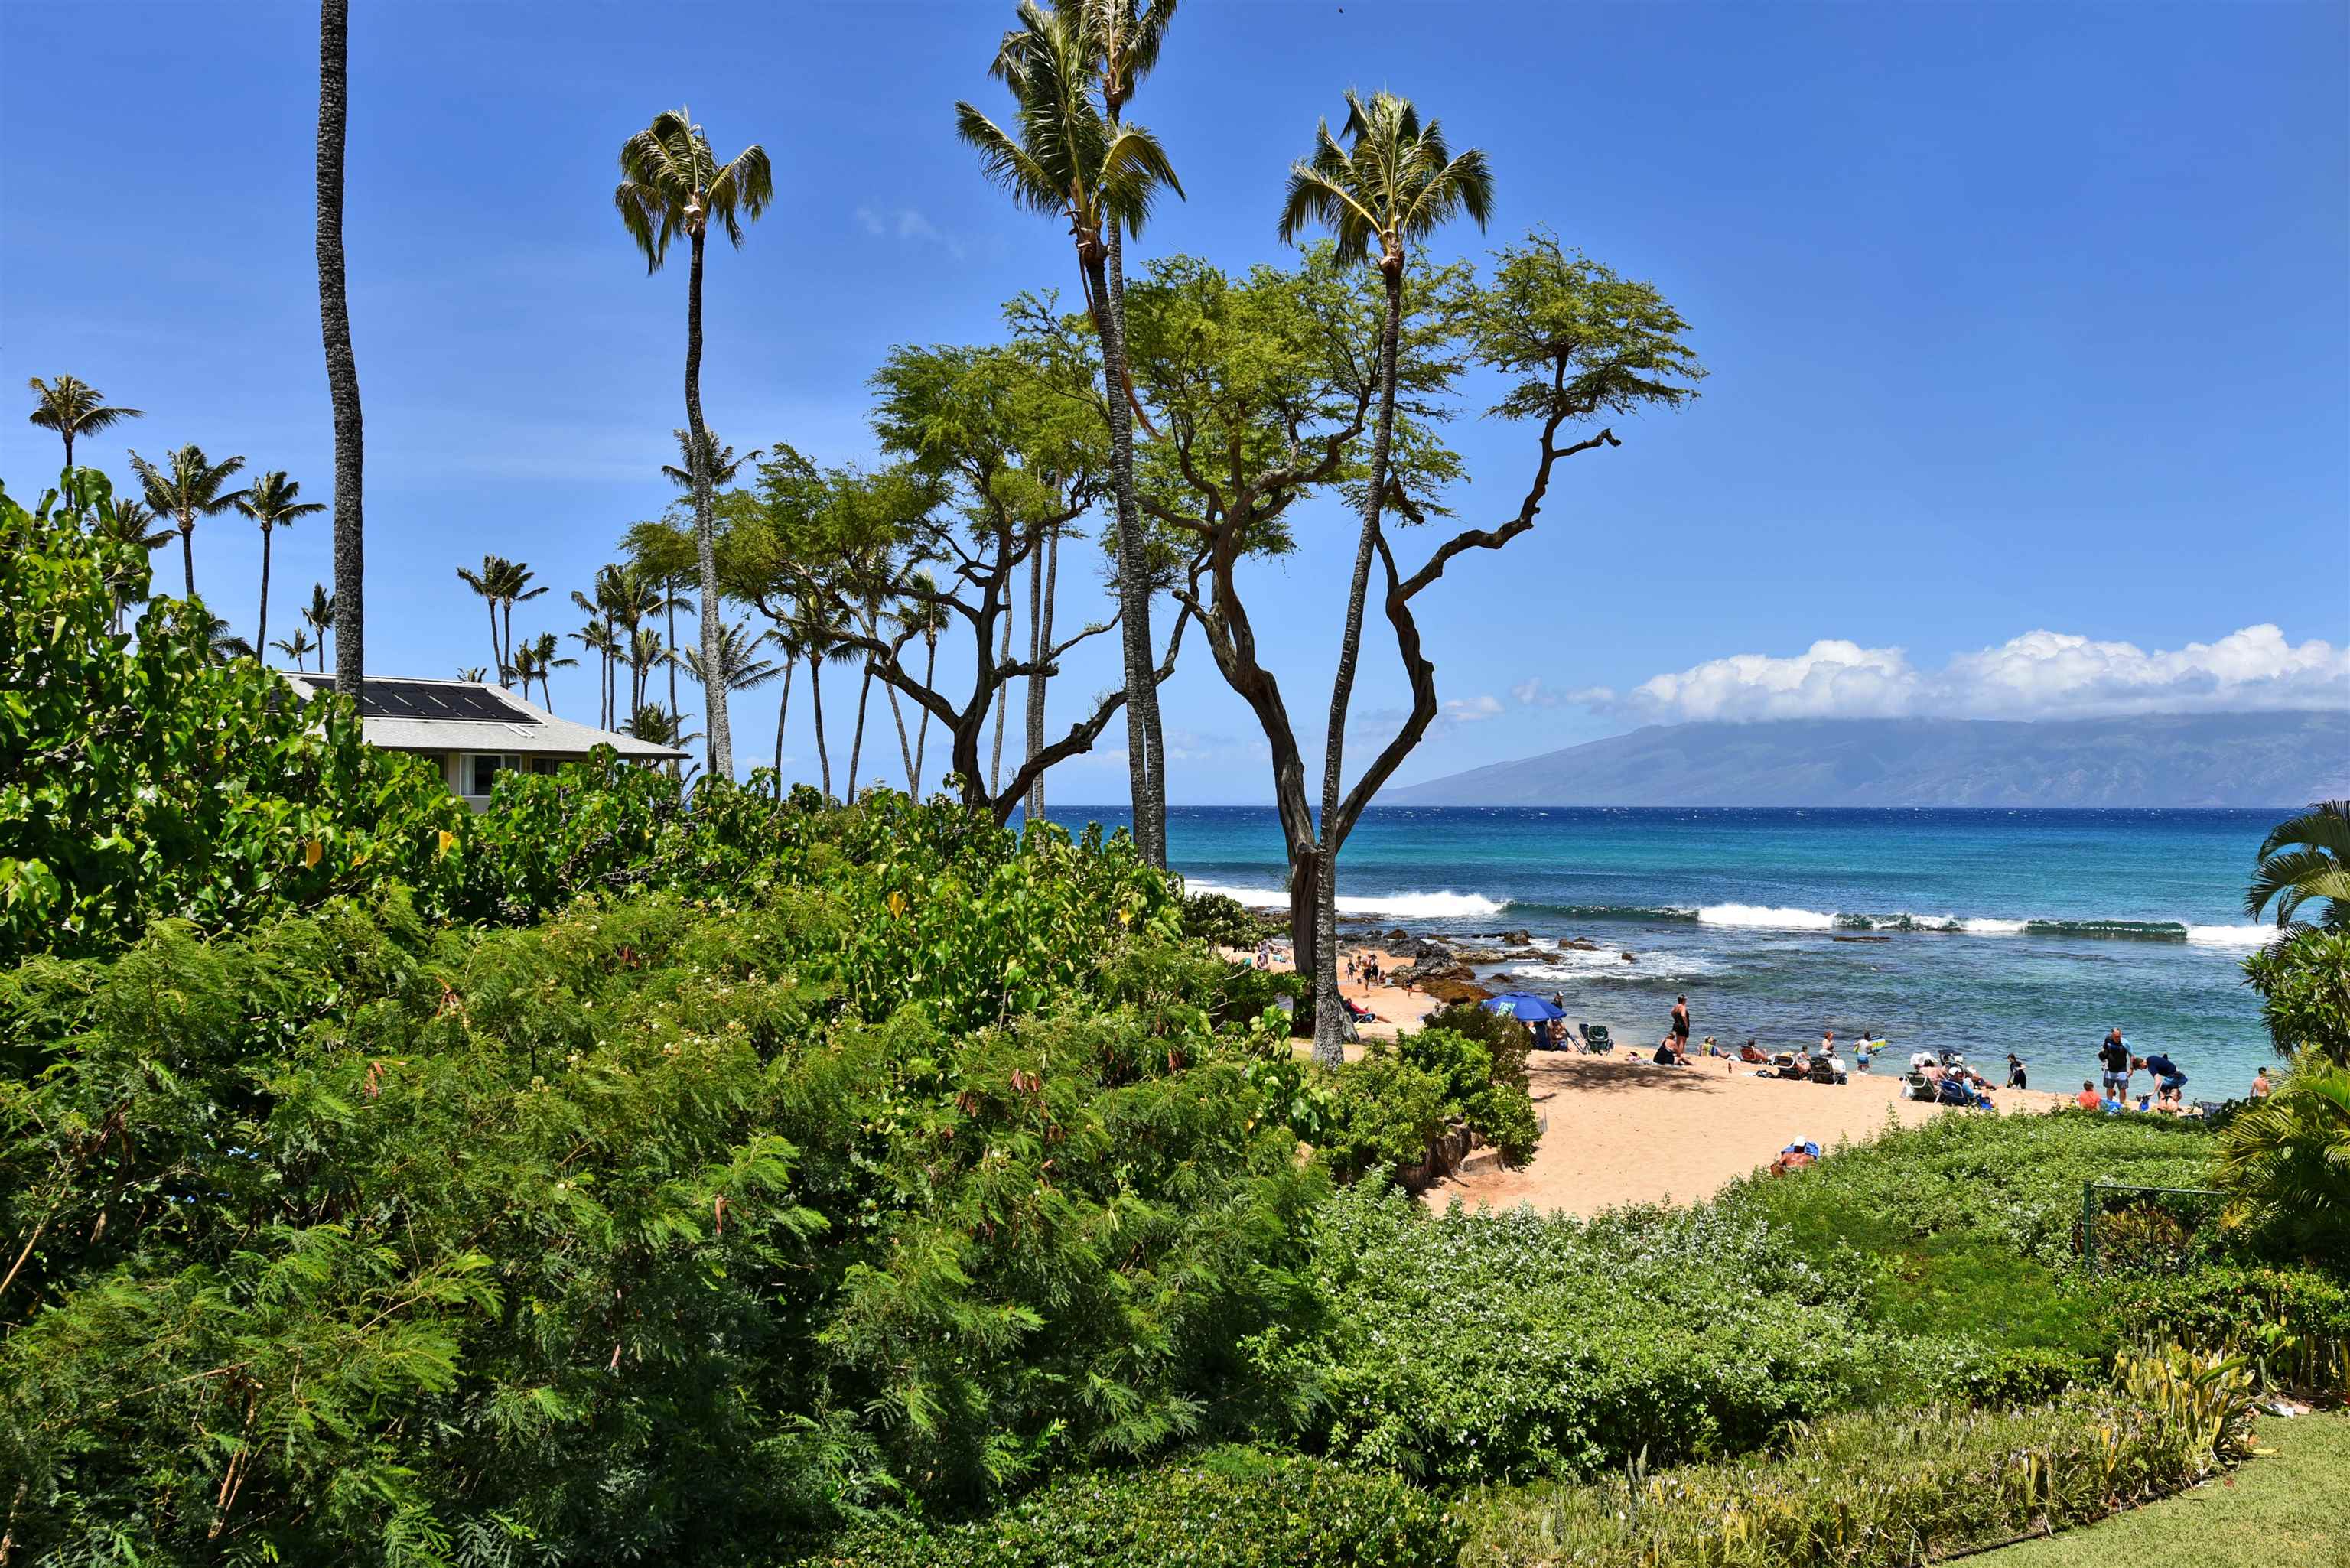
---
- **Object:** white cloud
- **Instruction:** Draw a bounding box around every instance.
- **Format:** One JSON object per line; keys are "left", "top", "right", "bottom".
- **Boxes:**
{"left": 1581, "top": 624, "right": 2348, "bottom": 723}
{"left": 1512, "top": 676, "right": 1561, "bottom": 708}
{"left": 852, "top": 204, "right": 966, "bottom": 260}
{"left": 1444, "top": 693, "right": 1505, "bottom": 722}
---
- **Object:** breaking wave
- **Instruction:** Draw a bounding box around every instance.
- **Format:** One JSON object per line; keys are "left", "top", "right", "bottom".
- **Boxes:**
{"left": 1181, "top": 880, "right": 1509, "bottom": 920}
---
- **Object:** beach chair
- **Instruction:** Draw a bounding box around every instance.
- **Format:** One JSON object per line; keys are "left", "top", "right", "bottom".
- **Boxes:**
{"left": 1581, "top": 1024, "right": 1614, "bottom": 1055}
{"left": 1902, "top": 1072, "right": 1935, "bottom": 1102}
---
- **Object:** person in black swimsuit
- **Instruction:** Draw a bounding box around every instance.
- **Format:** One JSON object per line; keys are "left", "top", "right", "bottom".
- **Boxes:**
{"left": 1671, "top": 995, "right": 1691, "bottom": 1048}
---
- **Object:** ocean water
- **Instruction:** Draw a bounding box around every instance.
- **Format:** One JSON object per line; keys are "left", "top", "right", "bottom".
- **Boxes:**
{"left": 1042, "top": 805, "right": 2286, "bottom": 1098}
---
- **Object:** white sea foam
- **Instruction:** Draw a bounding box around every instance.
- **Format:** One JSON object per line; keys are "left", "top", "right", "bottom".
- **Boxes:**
{"left": 2184, "top": 923, "right": 2274, "bottom": 949}
{"left": 1513, "top": 953, "right": 1717, "bottom": 982}
{"left": 1696, "top": 903, "right": 1838, "bottom": 930}
{"left": 1180, "top": 880, "right": 1509, "bottom": 920}
{"left": 1959, "top": 917, "right": 2029, "bottom": 935}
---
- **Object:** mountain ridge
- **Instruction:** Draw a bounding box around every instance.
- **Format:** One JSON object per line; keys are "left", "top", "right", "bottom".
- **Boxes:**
{"left": 1379, "top": 711, "right": 2350, "bottom": 808}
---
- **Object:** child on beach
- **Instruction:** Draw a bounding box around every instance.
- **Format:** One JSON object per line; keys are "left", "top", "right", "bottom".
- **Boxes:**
{"left": 2076, "top": 1081, "right": 2101, "bottom": 1110}
{"left": 2006, "top": 1052, "right": 2027, "bottom": 1090}
{"left": 2253, "top": 1066, "right": 2273, "bottom": 1099}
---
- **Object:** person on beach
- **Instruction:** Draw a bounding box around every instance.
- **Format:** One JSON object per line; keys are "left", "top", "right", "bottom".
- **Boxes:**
{"left": 2076, "top": 1080, "right": 2101, "bottom": 1110}
{"left": 1740, "top": 1038, "right": 1769, "bottom": 1065}
{"left": 1818, "top": 1027, "right": 1837, "bottom": 1060}
{"left": 1254, "top": 939, "right": 1271, "bottom": 971}
{"left": 2006, "top": 1052, "right": 2027, "bottom": 1091}
{"left": 1671, "top": 996, "right": 1691, "bottom": 1052}
{"left": 2098, "top": 1029, "right": 2131, "bottom": 1098}
{"left": 2253, "top": 1066, "right": 2274, "bottom": 1100}
{"left": 2136, "top": 1052, "right": 2186, "bottom": 1109}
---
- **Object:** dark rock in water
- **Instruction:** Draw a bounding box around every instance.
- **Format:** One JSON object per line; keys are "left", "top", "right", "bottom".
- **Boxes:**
{"left": 1833, "top": 934, "right": 1893, "bottom": 943}
{"left": 1451, "top": 945, "right": 1508, "bottom": 965}
{"left": 1559, "top": 937, "right": 1601, "bottom": 952}
{"left": 1391, "top": 960, "right": 1474, "bottom": 989}
{"left": 1620, "top": 952, "right": 1636, "bottom": 962}
{"left": 1384, "top": 927, "right": 1412, "bottom": 946}
{"left": 1408, "top": 938, "right": 1456, "bottom": 962}
{"left": 1496, "top": 929, "right": 1532, "bottom": 945}
{"left": 1501, "top": 948, "right": 1546, "bottom": 961}
{"left": 1417, "top": 974, "right": 1492, "bottom": 1006}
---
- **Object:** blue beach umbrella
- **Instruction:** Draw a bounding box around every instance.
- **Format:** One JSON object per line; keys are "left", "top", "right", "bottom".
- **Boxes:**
{"left": 1483, "top": 991, "right": 1566, "bottom": 1023}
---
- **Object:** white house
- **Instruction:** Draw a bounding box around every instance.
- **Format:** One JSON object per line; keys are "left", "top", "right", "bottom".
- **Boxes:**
{"left": 280, "top": 674, "right": 688, "bottom": 811}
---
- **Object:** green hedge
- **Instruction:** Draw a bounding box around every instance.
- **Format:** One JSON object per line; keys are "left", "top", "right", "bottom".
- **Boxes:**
{"left": 1455, "top": 1376, "right": 2251, "bottom": 1568}
{"left": 789, "top": 1447, "right": 1459, "bottom": 1567}
{"left": 2103, "top": 1264, "right": 2350, "bottom": 1395}
{"left": 1249, "top": 1184, "right": 1881, "bottom": 1485}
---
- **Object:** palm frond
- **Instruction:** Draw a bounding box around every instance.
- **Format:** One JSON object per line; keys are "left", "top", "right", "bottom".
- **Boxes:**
{"left": 955, "top": 103, "right": 1064, "bottom": 217}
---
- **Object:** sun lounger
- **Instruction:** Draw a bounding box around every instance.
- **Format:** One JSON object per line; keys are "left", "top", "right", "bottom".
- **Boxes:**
{"left": 1580, "top": 1024, "right": 1614, "bottom": 1054}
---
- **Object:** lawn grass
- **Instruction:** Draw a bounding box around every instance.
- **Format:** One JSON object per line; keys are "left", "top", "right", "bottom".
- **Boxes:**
{"left": 1981, "top": 1409, "right": 2349, "bottom": 1568}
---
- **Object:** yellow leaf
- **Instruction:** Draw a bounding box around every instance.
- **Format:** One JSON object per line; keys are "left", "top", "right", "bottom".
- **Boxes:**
{"left": 887, "top": 890, "right": 906, "bottom": 919}
{"left": 436, "top": 829, "right": 457, "bottom": 857}
{"left": 303, "top": 838, "right": 324, "bottom": 869}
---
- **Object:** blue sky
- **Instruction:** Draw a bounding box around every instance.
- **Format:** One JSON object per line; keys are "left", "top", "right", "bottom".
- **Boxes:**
{"left": 5, "top": 1, "right": 2345, "bottom": 802}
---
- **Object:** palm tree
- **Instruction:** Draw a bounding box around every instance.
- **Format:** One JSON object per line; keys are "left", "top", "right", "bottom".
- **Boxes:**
{"left": 2248, "top": 802, "right": 2350, "bottom": 931}
{"left": 896, "top": 573, "right": 952, "bottom": 796}
{"left": 233, "top": 471, "right": 325, "bottom": 655}
{"left": 522, "top": 630, "right": 576, "bottom": 709}
{"left": 788, "top": 590, "right": 855, "bottom": 800}
{"left": 191, "top": 608, "right": 254, "bottom": 664}
{"left": 616, "top": 108, "right": 773, "bottom": 783}
{"left": 93, "top": 498, "right": 173, "bottom": 633}
{"left": 958, "top": 2, "right": 1181, "bottom": 863}
{"left": 317, "top": 0, "right": 365, "bottom": 696}
{"left": 672, "top": 618, "right": 782, "bottom": 704}
{"left": 272, "top": 628, "right": 317, "bottom": 670}
{"left": 1278, "top": 87, "right": 1491, "bottom": 1062}
{"left": 128, "top": 444, "right": 247, "bottom": 601}
{"left": 2217, "top": 1056, "right": 2350, "bottom": 1252}
{"left": 303, "top": 584, "right": 336, "bottom": 672}
{"left": 569, "top": 616, "right": 617, "bottom": 726}
{"left": 626, "top": 625, "right": 669, "bottom": 721}
{"left": 510, "top": 639, "right": 546, "bottom": 703}
{"left": 25, "top": 374, "right": 142, "bottom": 473}
{"left": 456, "top": 556, "right": 508, "bottom": 680}
{"left": 496, "top": 561, "right": 548, "bottom": 687}
{"left": 456, "top": 665, "right": 490, "bottom": 683}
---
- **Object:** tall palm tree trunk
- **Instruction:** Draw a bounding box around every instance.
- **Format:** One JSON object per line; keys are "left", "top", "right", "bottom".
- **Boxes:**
{"left": 179, "top": 522, "right": 195, "bottom": 601}
{"left": 1024, "top": 531, "right": 1045, "bottom": 823}
{"left": 666, "top": 597, "right": 681, "bottom": 727}
{"left": 317, "top": 0, "right": 363, "bottom": 696}
{"left": 1106, "top": 227, "right": 1166, "bottom": 865}
{"left": 1084, "top": 245, "right": 1163, "bottom": 867}
{"left": 989, "top": 575, "right": 1015, "bottom": 795}
{"left": 683, "top": 229, "right": 732, "bottom": 781}
{"left": 772, "top": 658, "right": 794, "bottom": 796}
{"left": 256, "top": 526, "right": 273, "bottom": 654}
{"left": 1025, "top": 525, "right": 1059, "bottom": 825}
{"left": 500, "top": 600, "right": 514, "bottom": 686}
{"left": 483, "top": 601, "right": 499, "bottom": 682}
{"left": 913, "top": 636, "right": 936, "bottom": 795}
{"left": 809, "top": 661, "right": 832, "bottom": 799}
{"left": 1310, "top": 264, "right": 1405, "bottom": 1064}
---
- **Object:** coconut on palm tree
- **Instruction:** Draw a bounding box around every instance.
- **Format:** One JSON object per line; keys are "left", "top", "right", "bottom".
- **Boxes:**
{"left": 616, "top": 108, "right": 773, "bottom": 783}
{"left": 234, "top": 471, "right": 326, "bottom": 655}
{"left": 128, "top": 444, "right": 248, "bottom": 601}
{"left": 2248, "top": 802, "right": 2350, "bottom": 931}
{"left": 958, "top": 2, "right": 1182, "bottom": 864}
{"left": 1278, "top": 87, "right": 1491, "bottom": 1062}
{"left": 26, "top": 374, "right": 142, "bottom": 473}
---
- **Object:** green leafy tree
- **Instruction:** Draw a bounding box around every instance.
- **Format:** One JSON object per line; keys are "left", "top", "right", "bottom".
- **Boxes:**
{"left": 24, "top": 372, "right": 142, "bottom": 472}
{"left": 1277, "top": 88, "right": 1492, "bottom": 1058}
{"left": 2244, "top": 926, "right": 2350, "bottom": 1069}
{"left": 2247, "top": 801, "right": 2350, "bottom": 930}
{"left": 0, "top": 470, "right": 457, "bottom": 962}
{"left": 616, "top": 108, "right": 773, "bottom": 782}
{"left": 91, "top": 496, "right": 173, "bottom": 633}
{"left": 127, "top": 443, "right": 246, "bottom": 601}
{"left": 959, "top": 2, "right": 1183, "bottom": 862}
{"left": 233, "top": 470, "right": 325, "bottom": 654}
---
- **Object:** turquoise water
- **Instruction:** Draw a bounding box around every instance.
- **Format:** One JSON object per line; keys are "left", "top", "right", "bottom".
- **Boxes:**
{"left": 1043, "top": 805, "right": 2284, "bottom": 1097}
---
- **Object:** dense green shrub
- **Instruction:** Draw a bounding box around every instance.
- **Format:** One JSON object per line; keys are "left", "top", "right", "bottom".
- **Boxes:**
{"left": 1453, "top": 1368, "right": 2253, "bottom": 1568}
{"left": 1718, "top": 1108, "right": 2218, "bottom": 1274}
{"left": 788, "top": 1446, "right": 1460, "bottom": 1567}
{"left": 1249, "top": 1184, "right": 1880, "bottom": 1485}
{"left": 1180, "top": 891, "right": 1279, "bottom": 950}
{"left": 2243, "top": 926, "right": 2350, "bottom": 1068}
{"left": 0, "top": 876, "right": 1319, "bottom": 1561}
{"left": 0, "top": 472, "right": 462, "bottom": 964}
{"left": 1398, "top": 1023, "right": 1540, "bottom": 1161}
{"left": 2102, "top": 1264, "right": 2350, "bottom": 1395}
{"left": 1314, "top": 1052, "right": 1452, "bottom": 1181}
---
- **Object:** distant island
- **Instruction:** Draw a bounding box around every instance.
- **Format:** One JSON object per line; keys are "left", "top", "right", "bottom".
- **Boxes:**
{"left": 1380, "top": 711, "right": 2350, "bottom": 808}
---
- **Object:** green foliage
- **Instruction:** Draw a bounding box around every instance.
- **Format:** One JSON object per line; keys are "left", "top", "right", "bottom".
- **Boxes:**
{"left": 0, "top": 834, "right": 1305, "bottom": 1561}
{"left": 0, "top": 472, "right": 462, "bottom": 965}
{"left": 1717, "top": 1107, "right": 2218, "bottom": 1274}
{"left": 2242, "top": 926, "right": 2350, "bottom": 1068}
{"left": 2101, "top": 1265, "right": 2350, "bottom": 1397}
{"left": 789, "top": 1446, "right": 1460, "bottom": 1568}
{"left": 1180, "top": 890, "right": 1274, "bottom": 950}
{"left": 2215, "top": 1051, "right": 2350, "bottom": 1262}
{"left": 1453, "top": 1374, "right": 2252, "bottom": 1568}
{"left": 2244, "top": 800, "right": 2350, "bottom": 931}
{"left": 1250, "top": 1183, "right": 1879, "bottom": 1485}
{"left": 1313, "top": 1053, "right": 1451, "bottom": 1182}
{"left": 1410, "top": 1007, "right": 1539, "bottom": 1160}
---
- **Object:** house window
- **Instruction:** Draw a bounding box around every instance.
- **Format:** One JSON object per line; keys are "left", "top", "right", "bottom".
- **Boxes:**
{"left": 467, "top": 753, "right": 524, "bottom": 796}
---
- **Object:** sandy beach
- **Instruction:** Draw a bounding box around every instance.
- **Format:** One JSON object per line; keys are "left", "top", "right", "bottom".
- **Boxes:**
{"left": 1421, "top": 1052, "right": 2066, "bottom": 1216}
{"left": 1227, "top": 937, "right": 2072, "bottom": 1215}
